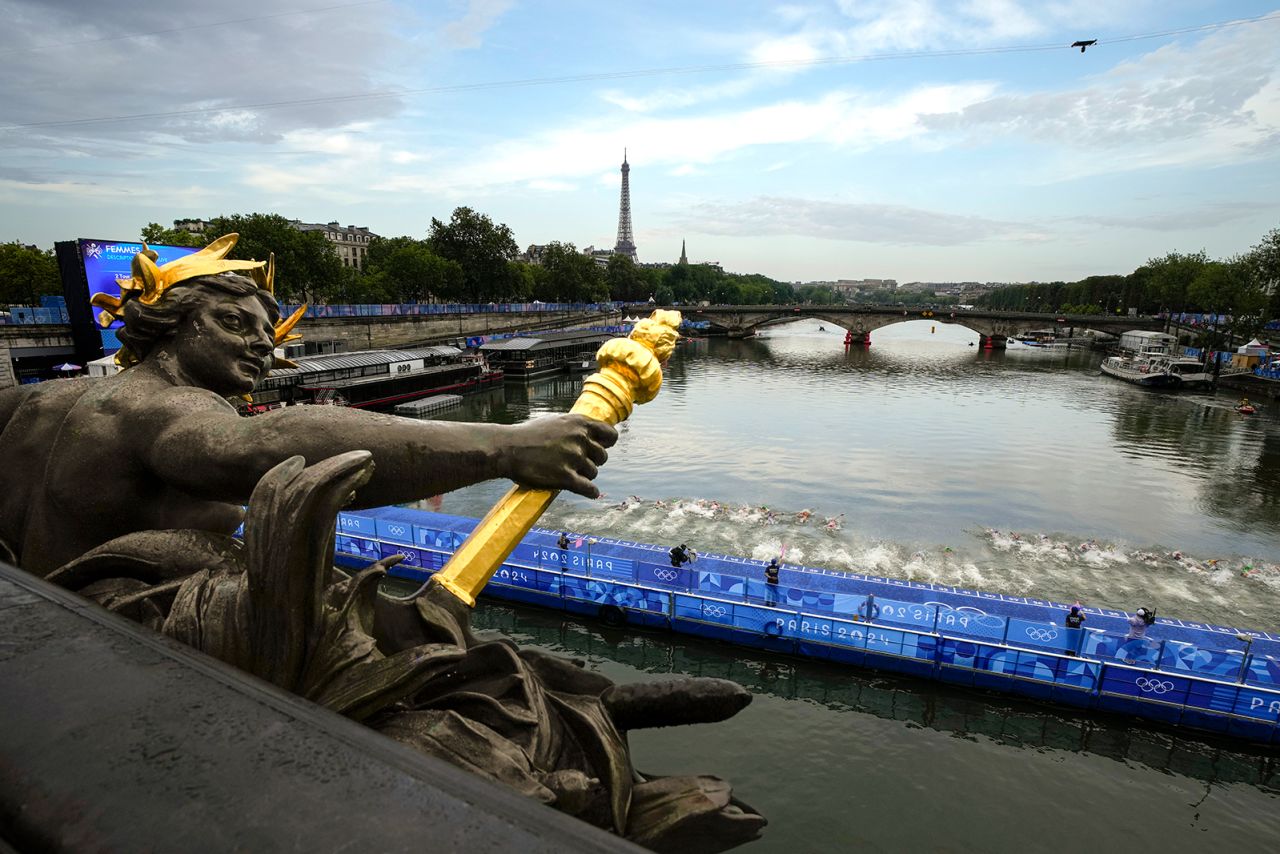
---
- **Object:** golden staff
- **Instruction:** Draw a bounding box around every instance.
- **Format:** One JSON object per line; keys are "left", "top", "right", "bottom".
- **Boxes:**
{"left": 434, "top": 310, "right": 682, "bottom": 606}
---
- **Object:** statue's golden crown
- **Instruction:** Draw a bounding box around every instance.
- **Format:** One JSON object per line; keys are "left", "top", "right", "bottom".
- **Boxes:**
{"left": 91, "top": 232, "right": 306, "bottom": 371}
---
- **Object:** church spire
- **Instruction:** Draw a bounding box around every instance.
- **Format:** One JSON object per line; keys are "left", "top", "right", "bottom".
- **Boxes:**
{"left": 679, "top": 239, "right": 687, "bottom": 265}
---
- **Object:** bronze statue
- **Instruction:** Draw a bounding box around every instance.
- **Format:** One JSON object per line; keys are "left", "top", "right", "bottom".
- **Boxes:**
{"left": 0, "top": 237, "right": 765, "bottom": 851}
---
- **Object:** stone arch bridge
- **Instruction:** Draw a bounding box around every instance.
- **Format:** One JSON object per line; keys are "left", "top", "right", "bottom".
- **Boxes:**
{"left": 678, "top": 305, "right": 1161, "bottom": 348}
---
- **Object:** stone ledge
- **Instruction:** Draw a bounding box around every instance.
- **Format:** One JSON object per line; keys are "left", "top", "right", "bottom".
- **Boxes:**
{"left": 0, "top": 563, "right": 642, "bottom": 853}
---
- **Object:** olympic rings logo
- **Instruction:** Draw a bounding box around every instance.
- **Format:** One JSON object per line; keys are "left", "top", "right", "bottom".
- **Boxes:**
{"left": 1135, "top": 678, "right": 1174, "bottom": 694}
{"left": 703, "top": 604, "right": 728, "bottom": 619}
{"left": 387, "top": 524, "right": 407, "bottom": 536}
{"left": 653, "top": 569, "right": 679, "bottom": 581}
{"left": 1025, "top": 627, "right": 1059, "bottom": 642}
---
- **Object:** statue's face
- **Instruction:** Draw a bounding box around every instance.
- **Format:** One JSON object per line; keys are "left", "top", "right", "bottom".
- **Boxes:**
{"left": 173, "top": 291, "right": 276, "bottom": 396}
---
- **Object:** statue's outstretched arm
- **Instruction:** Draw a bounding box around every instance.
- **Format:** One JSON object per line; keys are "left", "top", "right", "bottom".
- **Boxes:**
{"left": 142, "top": 388, "right": 616, "bottom": 507}
{"left": 0, "top": 385, "right": 31, "bottom": 437}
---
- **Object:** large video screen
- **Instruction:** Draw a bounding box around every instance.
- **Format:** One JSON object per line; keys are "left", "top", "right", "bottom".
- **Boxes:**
{"left": 77, "top": 239, "right": 200, "bottom": 331}
{"left": 75, "top": 239, "right": 200, "bottom": 353}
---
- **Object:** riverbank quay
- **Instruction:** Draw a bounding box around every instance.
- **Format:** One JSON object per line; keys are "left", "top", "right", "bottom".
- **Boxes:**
{"left": 335, "top": 508, "right": 1280, "bottom": 745}
{"left": 0, "top": 562, "right": 643, "bottom": 854}
{"left": 1217, "top": 371, "right": 1280, "bottom": 399}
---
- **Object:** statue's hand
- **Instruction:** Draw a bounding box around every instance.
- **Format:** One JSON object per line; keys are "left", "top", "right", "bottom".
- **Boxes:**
{"left": 505, "top": 414, "right": 618, "bottom": 498}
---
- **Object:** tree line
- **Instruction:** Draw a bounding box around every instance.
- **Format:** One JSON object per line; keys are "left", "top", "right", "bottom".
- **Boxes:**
{"left": 975, "top": 227, "right": 1280, "bottom": 330}
{"left": 0, "top": 208, "right": 841, "bottom": 309}
{"left": 4, "top": 212, "right": 1275, "bottom": 324}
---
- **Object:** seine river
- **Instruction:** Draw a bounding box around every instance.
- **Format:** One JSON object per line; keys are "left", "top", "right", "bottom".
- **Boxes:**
{"left": 425, "top": 318, "right": 1280, "bottom": 851}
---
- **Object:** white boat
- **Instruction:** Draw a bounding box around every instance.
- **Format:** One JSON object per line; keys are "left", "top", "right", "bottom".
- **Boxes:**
{"left": 1100, "top": 331, "right": 1213, "bottom": 389}
{"left": 1014, "top": 329, "right": 1059, "bottom": 347}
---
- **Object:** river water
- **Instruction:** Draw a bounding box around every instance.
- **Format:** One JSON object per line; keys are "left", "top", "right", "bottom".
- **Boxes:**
{"left": 422, "top": 319, "right": 1280, "bottom": 851}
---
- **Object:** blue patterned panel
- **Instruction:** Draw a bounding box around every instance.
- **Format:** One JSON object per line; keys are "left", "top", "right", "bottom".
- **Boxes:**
{"left": 865, "top": 626, "right": 908, "bottom": 656}
{"left": 1232, "top": 687, "right": 1280, "bottom": 722}
{"left": 873, "top": 599, "right": 938, "bottom": 631}
{"left": 828, "top": 618, "right": 868, "bottom": 649}
{"left": 697, "top": 598, "right": 735, "bottom": 625}
{"left": 732, "top": 603, "right": 783, "bottom": 634}
{"left": 1057, "top": 658, "right": 1101, "bottom": 690}
{"left": 1161, "top": 641, "right": 1244, "bottom": 680}
{"left": 375, "top": 540, "right": 424, "bottom": 568}
{"left": 490, "top": 565, "right": 539, "bottom": 590}
{"left": 1083, "top": 631, "right": 1161, "bottom": 666}
{"left": 335, "top": 534, "right": 381, "bottom": 563}
{"left": 780, "top": 614, "right": 834, "bottom": 642}
{"left": 417, "top": 527, "right": 466, "bottom": 551}
{"left": 674, "top": 594, "right": 706, "bottom": 622}
{"left": 697, "top": 571, "right": 745, "bottom": 598}
{"left": 583, "top": 555, "right": 635, "bottom": 582}
{"left": 1244, "top": 654, "right": 1280, "bottom": 689}
{"left": 417, "top": 549, "right": 447, "bottom": 571}
{"left": 374, "top": 516, "right": 416, "bottom": 546}
{"left": 794, "top": 589, "right": 838, "bottom": 613}
{"left": 1184, "top": 679, "right": 1241, "bottom": 715}
{"left": 1012, "top": 649, "right": 1063, "bottom": 683}
{"left": 532, "top": 570, "right": 563, "bottom": 595}
{"left": 939, "top": 638, "right": 984, "bottom": 669}
{"left": 1007, "top": 619, "right": 1076, "bottom": 654}
{"left": 1100, "top": 668, "right": 1191, "bottom": 705}
{"left": 559, "top": 576, "right": 667, "bottom": 612}
{"left": 975, "top": 646, "right": 1018, "bottom": 676}
{"left": 935, "top": 607, "right": 1006, "bottom": 641}
{"left": 637, "top": 562, "right": 690, "bottom": 589}
{"left": 337, "top": 511, "right": 377, "bottom": 537}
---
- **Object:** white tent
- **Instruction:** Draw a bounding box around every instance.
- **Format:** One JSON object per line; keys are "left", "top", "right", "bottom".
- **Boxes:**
{"left": 86, "top": 354, "right": 121, "bottom": 378}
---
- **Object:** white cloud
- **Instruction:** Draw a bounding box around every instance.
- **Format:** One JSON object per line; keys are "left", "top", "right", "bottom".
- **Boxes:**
{"left": 441, "top": 0, "right": 515, "bottom": 49}
{"left": 406, "top": 82, "right": 994, "bottom": 193}
{"left": 672, "top": 195, "right": 1043, "bottom": 245}
{"left": 527, "top": 179, "right": 575, "bottom": 191}
{"left": 917, "top": 19, "right": 1280, "bottom": 175}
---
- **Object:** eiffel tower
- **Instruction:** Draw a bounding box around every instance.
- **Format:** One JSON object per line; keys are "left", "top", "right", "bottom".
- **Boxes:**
{"left": 613, "top": 149, "right": 637, "bottom": 260}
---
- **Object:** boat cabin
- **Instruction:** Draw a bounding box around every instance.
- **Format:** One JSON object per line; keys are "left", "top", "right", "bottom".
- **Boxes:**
{"left": 1118, "top": 331, "right": 1178, "bottom": 357}
{"left": 479, "top": 330, "right": 614, "bottom": 378}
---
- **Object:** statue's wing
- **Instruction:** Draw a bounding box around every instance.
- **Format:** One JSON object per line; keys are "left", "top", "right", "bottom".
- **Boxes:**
{"left": 240, "top": 451, "right": 374, "bottom": 690}
{"left": 46, "top": 530, "right": 243, "bottom": 590}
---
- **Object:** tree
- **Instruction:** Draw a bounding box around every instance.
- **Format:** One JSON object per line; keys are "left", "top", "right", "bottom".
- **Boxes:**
{"left": 1244, "top": 226, "right": 1280, "bottom": 320}
{"left": 426, "top": 207, "right": 519, "bottom": 302}
{"left": 0, "top": 242, "right": 60, "bottom": 308}
{"left": 605, "top": 253, "right": 645, "bottom": 303}
{"left": 139, "top": 223, "right": 207, "bottom": 248}
{"left": 1189, "top": 257, "right": 1265, "bottom": 337}
{"left": 1140, "top": 251, "right": 1208, "bottom": 315}
{"left": 203, "top": 214, "right": 345, "bottom": 304}
{"left": 365, "top": 236, "right": 463, "bottom": 302}
{"left": 538, "top": 242, "right": 606, "bottom": 302}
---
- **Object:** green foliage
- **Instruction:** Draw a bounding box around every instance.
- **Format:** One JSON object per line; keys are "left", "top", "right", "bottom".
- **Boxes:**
{"left": 605, "top": 253, "right": 646, "bottom": 302}
{"left": 139, "top": 223, "right": 207, "bottom": 248}
{"left": 204, "top": 213, "right": 345, "bottom": 304}
{"left": 0, "top": 242, "right": 60, "bottom": 308}
{"left": 535, "top": 242, "right": 607, "bottom": 302}
{"left": 426, "top": 207, "right": 520, "bottom": 302}
{"left": 364, "top": 236, "right": 463, "bottom": 302}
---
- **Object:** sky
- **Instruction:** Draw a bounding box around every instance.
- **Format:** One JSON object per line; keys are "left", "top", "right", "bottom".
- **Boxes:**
{"left": 1, "top": 1, "right": 1278, "bottom": 284}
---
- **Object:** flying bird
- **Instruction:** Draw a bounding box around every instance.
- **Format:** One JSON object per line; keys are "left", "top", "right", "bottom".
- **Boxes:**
{"left": 1072, "top": 39, "right": 1098, "bottom": 53}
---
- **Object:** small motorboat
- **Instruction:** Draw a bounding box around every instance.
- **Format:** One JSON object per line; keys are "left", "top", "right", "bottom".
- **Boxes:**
{"left": 1236, "top": 403, "right": 1257, "bottom": 415}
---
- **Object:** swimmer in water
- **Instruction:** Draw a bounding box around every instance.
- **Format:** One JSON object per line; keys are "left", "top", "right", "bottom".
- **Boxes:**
{"left": 796, "top": 509, "right": 813, "bottom": 524}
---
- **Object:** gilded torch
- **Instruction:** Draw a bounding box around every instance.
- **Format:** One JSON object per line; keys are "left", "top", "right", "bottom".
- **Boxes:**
{"left": 433, "top": 310, "right": 682, "bottom": 606}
